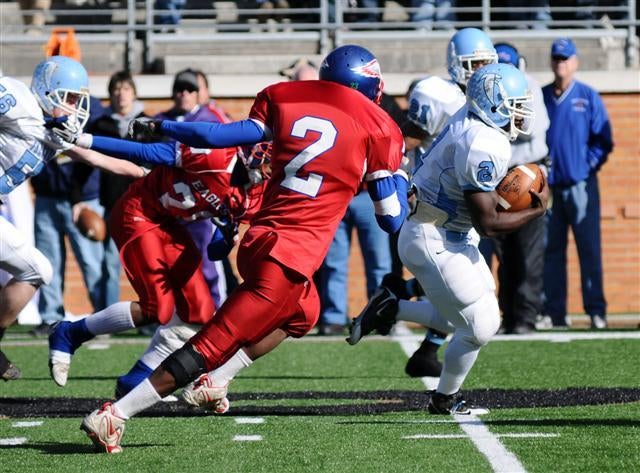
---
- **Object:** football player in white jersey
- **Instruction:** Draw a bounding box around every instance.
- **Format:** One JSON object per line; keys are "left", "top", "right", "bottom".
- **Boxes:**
{"left": 0, "top": 55, "right": 89, "bottom": 380}
{"left": 349, "top": 63, "right": 549, "bottom": 414}
{"left": 379, "top": 28, "right": 499, "bottom": 378}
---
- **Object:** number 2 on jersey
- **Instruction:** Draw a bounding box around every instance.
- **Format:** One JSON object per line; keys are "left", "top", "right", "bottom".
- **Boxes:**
{"left": 281, "top": 116, "right": 337, "bottom": 198}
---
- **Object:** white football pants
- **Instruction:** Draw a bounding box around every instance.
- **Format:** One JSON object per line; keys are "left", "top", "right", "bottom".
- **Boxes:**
{"left": 397, "top": 218, "right": 500, "bottom": 395}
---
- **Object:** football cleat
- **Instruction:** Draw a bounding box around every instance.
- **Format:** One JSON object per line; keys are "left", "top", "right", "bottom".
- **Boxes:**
{"left": 0, "top": 350, "right": 21, "bottom": 381}
{"left": 180, "top": 374, "right": 230, "bottom": 414}
{"left": 48, "top": 321, "right": 91, "bottom": 386}
{"left": 81, "top": 402, "right": 126, "bottom": 454}
{"left": 427, "top": 391, "right": 490, "bottom": 416}
{"left": 347, "top": 286, "right": 398, "bottom": 345}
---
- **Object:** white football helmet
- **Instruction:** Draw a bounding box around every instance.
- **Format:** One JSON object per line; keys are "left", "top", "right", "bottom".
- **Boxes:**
{"left": 31, "top": 55, "right": 90, "bottom": 132}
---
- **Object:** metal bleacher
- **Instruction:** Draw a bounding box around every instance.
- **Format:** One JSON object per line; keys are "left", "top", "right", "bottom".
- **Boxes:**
{"left": 0, "top": 0, "right": 638, "bottom": 93}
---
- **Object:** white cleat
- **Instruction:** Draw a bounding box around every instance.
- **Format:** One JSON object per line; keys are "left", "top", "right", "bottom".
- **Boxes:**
{"left": 180, "top": 374, "right": 230, "bottom": 414}
{"left": 80, "top": 402, "right": 126, "bottom": 454}
{"left": 49, "top": 350, "right": 71, "bottom": 387}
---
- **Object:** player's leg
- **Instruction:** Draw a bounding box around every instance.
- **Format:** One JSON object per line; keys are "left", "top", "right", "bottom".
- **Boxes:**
{"left": 48, "top": 227, "right": 180, "bottom": 386}
{"left": 0, "top": 216, "right": 53, "bottom": 380}
{"left": 398, "top": 219, "right": 499, "bottom": 414}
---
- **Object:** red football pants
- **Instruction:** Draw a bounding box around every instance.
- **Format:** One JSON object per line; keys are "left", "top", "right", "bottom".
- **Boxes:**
{"left": 190, "top": 231, "right": 319, "bottom": 371}
{"left": 115, "top": 221, "right": 214, "bottom": 326}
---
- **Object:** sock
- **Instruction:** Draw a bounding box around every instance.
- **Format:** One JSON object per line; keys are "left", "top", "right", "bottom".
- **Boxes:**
{"left": 208, "top": 349, "right": 252, "bottom": 386}
{"left": 425, "top": 329, "right": 447, "bottom": 348}
{"left": 116, "top": 360, "right": 154, "bottom": 397}
{"left": 113, "top": 378, "right": 161, "bottom": 419}
{"left": 85, "top": 301, "right": 135, "bottom": 336}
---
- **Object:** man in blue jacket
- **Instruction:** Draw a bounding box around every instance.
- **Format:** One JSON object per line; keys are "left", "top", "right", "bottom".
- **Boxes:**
{"left": 542, "top": 38, "right": 613, "bottom": 329}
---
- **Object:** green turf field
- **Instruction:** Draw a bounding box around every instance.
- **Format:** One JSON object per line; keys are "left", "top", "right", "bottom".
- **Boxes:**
{"left": 1, "top": 329, "right": 639, "bottom": 472}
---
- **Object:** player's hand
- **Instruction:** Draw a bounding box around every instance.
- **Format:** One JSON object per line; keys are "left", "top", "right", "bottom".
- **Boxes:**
{"left": 211, "top": 215, "right": 239, "bottom": 247}
{"left": 207, "top": 217, "right": 239, "bottom": 261}
{"left": 128, "top": 117, "right": 163, "bottom": 140}
{"left": 529, "top": 171, "right": 549, "bottom": 213}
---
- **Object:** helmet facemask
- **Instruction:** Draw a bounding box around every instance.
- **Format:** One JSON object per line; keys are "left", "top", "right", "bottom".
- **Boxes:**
{"left": 44, "top": 87, "right": 91, "bottom": 133}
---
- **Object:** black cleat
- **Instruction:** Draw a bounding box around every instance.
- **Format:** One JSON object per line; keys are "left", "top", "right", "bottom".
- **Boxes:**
{"left": 427, "top": 391, "right": 489, "bottom": 415}
{"left": 405, "top": 347, "right": 442, "bottom": 377}
{"left": 0, "top": 349, "right": 21, "bottom": 381}
{"left": 347, "top": 286, "right": 398, "bottom": 345}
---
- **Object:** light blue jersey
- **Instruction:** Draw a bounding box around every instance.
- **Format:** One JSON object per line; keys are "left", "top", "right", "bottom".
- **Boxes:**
{"left": 0, "top": 77, "right": 64, "bottom": 197}
{"left": 411, "top": 106, "right": 511, "bottom": 233}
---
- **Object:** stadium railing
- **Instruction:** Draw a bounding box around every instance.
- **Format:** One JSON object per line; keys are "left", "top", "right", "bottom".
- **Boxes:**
{"left": 0, "top": 0, "right": 637, "bottom": 73}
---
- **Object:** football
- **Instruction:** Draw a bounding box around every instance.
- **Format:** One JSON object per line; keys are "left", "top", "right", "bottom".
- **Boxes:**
{"left": 495, "top": 164, "right": 544, "bottom": 212}
{"left": 76, "top": 208, "right": 107, "bottom": 242}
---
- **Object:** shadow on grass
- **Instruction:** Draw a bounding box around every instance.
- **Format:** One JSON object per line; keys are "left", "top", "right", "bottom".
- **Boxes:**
{"left": 0, "top": 441, "right": 170, "bottom": 454}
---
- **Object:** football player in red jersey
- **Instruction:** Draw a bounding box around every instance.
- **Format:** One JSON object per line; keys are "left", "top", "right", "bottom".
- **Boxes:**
{"left": 79, "top": 45, "right": 410, "bottom": 453}
{"left": 46, "top": 130, "right": 264, "bottom": 388}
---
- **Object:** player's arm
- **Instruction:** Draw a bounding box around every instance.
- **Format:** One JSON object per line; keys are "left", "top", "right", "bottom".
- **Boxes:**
{"left": 130, "top": 118, "right": 268, "bottom": 149}
{"left": 367, "top": 169, "right": 410, "bottom": 234}
{"left": 464, "top": 184, "right": 548, "bottom": 238}
{"left": 65, "top": 146, "right": 148, "bottom": 179}
{"left": 73, "top": 134, "right": 177, "bottom": 166}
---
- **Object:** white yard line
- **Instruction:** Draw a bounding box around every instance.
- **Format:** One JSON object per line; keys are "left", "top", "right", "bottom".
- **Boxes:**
{"left": 11, "top": 421, "right": 43, "bottom": 428}
{"left": 235, "top": 417, "right": 265, "bottom": 424}
{"left": 404, "top": 433, "right": 560, "bottom": 439}
{"left": 0, "top": 437, "right": 27, "bottom": 445}
{"left": 233, "top": 435, "right": 263, "bottom": 441}
{"left": 392, "top": 323, "right": 527, "bottom": 473}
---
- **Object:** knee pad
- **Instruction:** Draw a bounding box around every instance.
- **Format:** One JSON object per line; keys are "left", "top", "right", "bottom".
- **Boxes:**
{"left": 160, "top": 343, "right": 207, "bottom": 388}
{"left": 462, "top": 293, "right": 501, "bottom": 347}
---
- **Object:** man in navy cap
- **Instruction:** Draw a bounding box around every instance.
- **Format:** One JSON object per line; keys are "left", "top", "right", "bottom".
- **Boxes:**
{"left": 541, "top": 38, "right": 613, "bottom": 330}
{"left": 478, "top": 42, "right": 550, "bottom": 334}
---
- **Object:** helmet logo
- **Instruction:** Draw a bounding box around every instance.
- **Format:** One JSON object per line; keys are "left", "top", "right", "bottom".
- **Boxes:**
{"left": 350, "top": 59, "right": 381, "bottom": 79}
{"left": 481, "top": 72, "right": 501, "bottom": 105}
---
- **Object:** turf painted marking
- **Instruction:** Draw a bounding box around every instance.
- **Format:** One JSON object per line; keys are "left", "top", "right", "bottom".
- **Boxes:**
{"left": 393, "top": 323, "right": 527, "bottom": 473}
{"left": 0, "top": 437, "right": 27, "bottom": 445}
{"left": 87, "top": 343, "right": 110, "bottom": 350}
{"left": 233, "top": 435, "right": 263, "bottom": 441}
{"left": 235, "top": 417, "right": 265, "bottom": 424}
{"left": 404, "top": 433, "right": 560, "bottom": 439}
{"left": 11, "top": 421, "right": 43, "bottom": 428}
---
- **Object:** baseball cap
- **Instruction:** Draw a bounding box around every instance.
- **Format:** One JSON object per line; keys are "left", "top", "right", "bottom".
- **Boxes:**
{"left": 551, "top": 38, "right": 577, "bottom": 59}
{"left": 172, "top": 69, "right": 199, "bottom": 93}
{"left": 495, "top": 43, "right": 520, "bottom": 67}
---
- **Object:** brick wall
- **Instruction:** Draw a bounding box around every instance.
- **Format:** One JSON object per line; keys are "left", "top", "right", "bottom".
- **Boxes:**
{"left": 62, "top": 92, "right": 640, "bottom": 316}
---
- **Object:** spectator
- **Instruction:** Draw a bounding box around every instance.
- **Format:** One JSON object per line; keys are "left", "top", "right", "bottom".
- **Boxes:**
{"left": 541, "top": 38, "right": 613, "bottom": 329}
{"left": 506, "top": 0, "right": 551, "bottom": 29}
{"left": 154, "top": 0, "right": 185, "bottom": 27}
{"left": 478, "top": 42, "right": 550, "bottom": 334}
{"left": 279, "top": 58, "right": 319, "bottom": 81}
{"left": 411, "top": 0, "right": 455, "bottom": 29}
{"left": 18, "top": 0, "right": 51, "bottom": 33}
{"left": 87, "top": 71, "right": 149, "bottom": 311}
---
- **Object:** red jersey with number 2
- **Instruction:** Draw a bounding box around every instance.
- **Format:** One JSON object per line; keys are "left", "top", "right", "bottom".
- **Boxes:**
{"left": 246, "top": 80, "right": 404, "bottom": 279}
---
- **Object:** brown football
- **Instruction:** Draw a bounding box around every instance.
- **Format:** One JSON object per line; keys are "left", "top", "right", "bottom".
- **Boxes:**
{"left": 76, "top": 208, "right": 107, "bottom": 242}
{"left": 496, "top": 164, "right": 544, "bottom": 212}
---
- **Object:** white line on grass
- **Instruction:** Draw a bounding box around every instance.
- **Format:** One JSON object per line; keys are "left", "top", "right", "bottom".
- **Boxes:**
{"left": 404, "top": 433, "right": 560, "bottom": 439}
{"left": 392, "top": 323, "right": 527, "bottom": 473}
{"left": 12, "top": 421, "right": 43, "bottom": 428}
{"left": 235, "top": 417, "right": 265, "bottom": 424}
{"left": 0, "top": 437, "right": 27, "bottom": 445}
{"left": 233, "top": 435, "right": 263, "bottom": 441}
{"left": 87, "top": 343, "right": 110, "bottom": 350}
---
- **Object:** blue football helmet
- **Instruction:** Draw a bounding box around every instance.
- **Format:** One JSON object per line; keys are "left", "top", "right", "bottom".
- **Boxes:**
{"left": 31, "top": 55, "right": 90, "bottom": 131}
{"left": 466, "top": 63, "right": 534, "bottom": 141}
{"left": 319, "top": 45, "right": 383, "bottom": 103}
{"left": 447, "top": 28, "right": 498, "bottom": 86}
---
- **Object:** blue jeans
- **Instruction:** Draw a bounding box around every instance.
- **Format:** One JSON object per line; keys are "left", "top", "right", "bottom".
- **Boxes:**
{"left": 411, "top": 0, "right": 455, "bottom": 28}
{"left": 101, "top": 214, "right": 121, "bottom": 310}
{"left": 543, "top": 173, "right": 606, "bottom": 323}
{"left": 319, "top": 192, "right": 392, "bottom": 326}
{"left": 34, "top": 196, "right": 107, "bottom": 324}
{"left": 154, "top": 0, "right": 185, "bottom": 25}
